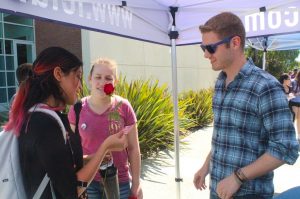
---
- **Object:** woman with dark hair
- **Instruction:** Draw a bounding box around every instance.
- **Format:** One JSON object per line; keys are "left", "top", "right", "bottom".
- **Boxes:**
{"left": 4, "top": 47, "right": 127, "bottom": 199}
{"left": 291, "top": 71, "right": 300, "bottom": 145}
{"left": 279, "top": 73, "right": 292, "bottom": 96}
{"left": 291, "top": 71, "right": 300, "bottom": 95}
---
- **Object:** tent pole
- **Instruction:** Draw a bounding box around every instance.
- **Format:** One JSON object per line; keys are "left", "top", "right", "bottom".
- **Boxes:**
{"left": 262, "top": 37, "right": 268, "bottom": 70}
{"left": 169, "top": 7, "right": 182, "bottom": 199}
{"left": 171, "top": 25, "right": 181, "bottom": 199}
{"left": 263, "top": 51, "right": 266, "bottom": 70}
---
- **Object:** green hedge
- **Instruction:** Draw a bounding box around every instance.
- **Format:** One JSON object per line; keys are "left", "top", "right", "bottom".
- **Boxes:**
{"left": 179, "top": 88, "right": 214, "bottom": 129}
{"left": 116, "top": 77, "right": 195, "bottom": 158}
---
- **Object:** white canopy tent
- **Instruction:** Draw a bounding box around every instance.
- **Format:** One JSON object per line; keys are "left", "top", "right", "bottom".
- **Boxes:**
{"left": 1, "top": 0, "right": 300, "bottom": 45}
{"left": 247, "top": 33, "right": 300, "bottom": 69}
{"left": 1, "top": 1, "right": 300, "bottom": 198}
{"left": 248, "top": 33, "right": 300, "bottom": 51}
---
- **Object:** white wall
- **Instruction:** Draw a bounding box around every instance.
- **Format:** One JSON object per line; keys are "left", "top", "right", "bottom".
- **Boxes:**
{"left": 81, "top": 30, "right": 218, "bottom": 92}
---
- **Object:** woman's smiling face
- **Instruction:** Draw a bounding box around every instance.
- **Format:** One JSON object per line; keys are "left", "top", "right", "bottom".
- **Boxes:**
{"left": 89, "top": 63, "right": 116, "bottom": 98}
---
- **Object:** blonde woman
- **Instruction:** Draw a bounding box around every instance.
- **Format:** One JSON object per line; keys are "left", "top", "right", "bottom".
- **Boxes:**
{"left": 68, "top": 58, "right": 142, "bottom": 199}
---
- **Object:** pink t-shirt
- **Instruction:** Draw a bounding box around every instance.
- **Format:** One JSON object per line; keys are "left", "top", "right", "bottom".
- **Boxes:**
{"left": 68, "top": 95, "right": 137, "bottom": 182}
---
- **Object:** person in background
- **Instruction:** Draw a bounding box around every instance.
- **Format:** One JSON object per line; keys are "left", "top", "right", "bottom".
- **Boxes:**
{"left": 291, "top": 71, "right": 300, "bottom": 95}
{"left": 68, "top": 58, "right": 142, "bottom": 199}
{"left": 4, "top": 47, "right": 128, "bottom": 199}
{"left": 9, "top": 63, "right": 33, "bottom": 106}
{"left": 290, "top": 71, "right": 300, "bottom": 144}
{"left": 193, "top": 12, "right": 299, "bottom": 199}
{"left": 278, "top": 73, "right": 292, "bottom": 98}
{"left": 290, "top": 68, "right": 298, "bottom": 80}
{"left": 16, "top": 63, "right": 33, "bottom": 85}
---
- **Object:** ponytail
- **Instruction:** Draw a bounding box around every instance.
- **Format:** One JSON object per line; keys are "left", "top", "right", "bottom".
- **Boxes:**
{"left": 4, "top": 78, "right": 32, "bottom": 135}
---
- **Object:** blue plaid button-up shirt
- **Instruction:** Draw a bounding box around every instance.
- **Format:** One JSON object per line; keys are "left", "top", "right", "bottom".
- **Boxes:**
{"left": 210, "top": 59, "right": 299, "bottom": 198}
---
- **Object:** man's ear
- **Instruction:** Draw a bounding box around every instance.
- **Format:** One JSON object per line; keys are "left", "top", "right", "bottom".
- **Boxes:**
{"left": 232, "top": 36, "right": 241, "bottom": 49}
{"left": 53, "top": 67, "right": 63, "bottom": 81}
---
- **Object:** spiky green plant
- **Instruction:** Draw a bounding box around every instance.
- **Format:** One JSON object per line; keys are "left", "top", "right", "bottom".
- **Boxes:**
{"left": 180, "top": 88, "right": 214, "bottom": 129}
{"left": 0, "top": 104, "right": 9, "bottom": 127}
{"left": 0, "top": 110, "right": 8, "bottom": 127}
{"left": 116, "top": 76, "right": 194, "bottom": 158}
{"left": 78, "top": 78, "right": 90, "bottom": 98}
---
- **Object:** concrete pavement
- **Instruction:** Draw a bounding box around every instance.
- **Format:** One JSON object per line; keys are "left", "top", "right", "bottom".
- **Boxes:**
{"left": 141, "top": 126, "right": 300, "bottom": 199}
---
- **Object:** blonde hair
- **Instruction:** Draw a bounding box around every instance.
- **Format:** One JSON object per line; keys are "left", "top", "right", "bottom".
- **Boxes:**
{"left": 90, "top": 58, "right": 118, "bottom": 79}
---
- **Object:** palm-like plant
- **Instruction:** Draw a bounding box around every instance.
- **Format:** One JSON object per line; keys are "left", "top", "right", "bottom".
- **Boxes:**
{"left": 116, "top": 77, "right": 194, "bottom": 158}
{"left": 180, "top": 89, "right": 214, "bottom": 129}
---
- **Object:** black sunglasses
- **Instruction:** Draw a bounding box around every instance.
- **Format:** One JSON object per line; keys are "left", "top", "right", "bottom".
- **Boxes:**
{"left": 200, "top": 36, "right": 234, "bottom": 54}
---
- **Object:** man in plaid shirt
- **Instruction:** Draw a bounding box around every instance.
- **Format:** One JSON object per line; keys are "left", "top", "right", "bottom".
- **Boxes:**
{"left": 193, "top": 12, "right": 299, "bottom": 199}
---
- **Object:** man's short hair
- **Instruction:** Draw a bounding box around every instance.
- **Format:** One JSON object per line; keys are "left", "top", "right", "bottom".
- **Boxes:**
{"left": 16, "top": 63, "right": 32, "bottom": 84}
{"left": 199, "top": 12, "right": 246, "bottom": 49}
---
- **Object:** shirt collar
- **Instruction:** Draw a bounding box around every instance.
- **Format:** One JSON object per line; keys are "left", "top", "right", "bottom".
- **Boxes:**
{"left": 217, "top": 58, "right": 255, "bottom": 81}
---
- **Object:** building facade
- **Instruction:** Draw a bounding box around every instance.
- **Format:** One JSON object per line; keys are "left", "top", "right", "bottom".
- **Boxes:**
{"left": 0, "top": 13, "right": 35, "bottom": 107}
{"left": 0, "top": 12, "right": 82, "bottom": 109}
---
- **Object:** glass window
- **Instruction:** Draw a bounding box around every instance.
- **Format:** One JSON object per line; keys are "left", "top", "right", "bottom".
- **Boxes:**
{"left": 5, "top": 56, "right": 14, "bottom": 70}
{"left": 0, "top": 13, "right": 2, "bottom": 21}
{"left": 0, "top": 23, "right": 3, "bottom": 38}
{"left": 3, "top": 14, "right": 33, "bottom": 26}
{"left": 0, "top": 72, "right": 6, "bottom": 86}
{"left": 8, "top": 87, "right": 16, "bottom": 100}
{"left": 4, "top": 24, "right": 34, "bottom": 41}
{"left": 0, "top": 39, "right": 3, "bottom": 54}
{"left": 7, "top": 72, "right": 15, "bottom": 86}
{"left": 5, "top": 40, "right": 13, "bottom": 54}
{"left": 0, "top": 88, "right": 7, "bottom": 103}
{"left": 0, "top": 56, "right": 4, "bottom": 70}
{"left": 17, "top": 44, "right": 33, "bottom": 65}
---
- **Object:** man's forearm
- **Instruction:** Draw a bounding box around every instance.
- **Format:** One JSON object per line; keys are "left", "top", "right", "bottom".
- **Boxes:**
{"left": 240, "top": 152, "right": 284, "bottom": 180}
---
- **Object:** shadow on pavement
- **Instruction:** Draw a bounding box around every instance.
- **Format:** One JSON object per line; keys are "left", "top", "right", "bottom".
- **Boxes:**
{"left": 141, "top": 149, "right": 174, "bottom": 182}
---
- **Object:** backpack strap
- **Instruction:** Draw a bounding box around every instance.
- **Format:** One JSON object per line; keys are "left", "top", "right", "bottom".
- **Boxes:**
{"left": 28, "top": 105, "right": 67, "bottom": 143}
{"left": 32, "top": 174, "right": 56, "bottom": 199}
{"left": 32, "top": 174, "right": 49, "bottom": 199}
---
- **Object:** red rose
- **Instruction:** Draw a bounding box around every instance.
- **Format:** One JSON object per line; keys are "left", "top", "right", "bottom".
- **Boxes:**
{"left": 104, "top": 83, "right": 115, "bottom": 96}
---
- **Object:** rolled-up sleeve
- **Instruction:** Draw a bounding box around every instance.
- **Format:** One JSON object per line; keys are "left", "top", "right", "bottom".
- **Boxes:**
{"left": 259, "top": 81, "right": 299, "bottom": 164}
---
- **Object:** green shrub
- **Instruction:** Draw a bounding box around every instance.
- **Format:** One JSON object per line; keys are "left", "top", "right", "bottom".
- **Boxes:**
{"left": 78, "top": 78, "right": 90, "bottom": 98}
{"left": 116, "top": 77, "right": 194, "bottom": 158}
{"left": 0, "top": 106, "right": 9, "bottom": 127}
{"left": 180, "top": 88, "right": 214, "bottom": 129}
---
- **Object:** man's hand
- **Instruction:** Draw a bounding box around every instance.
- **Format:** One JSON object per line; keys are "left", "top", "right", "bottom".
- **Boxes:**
{"left": 193, "top": 166, "right": 209, "bottom": 190}
{"left": 216, "top": 173, "right": 241, "bottom": 199}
